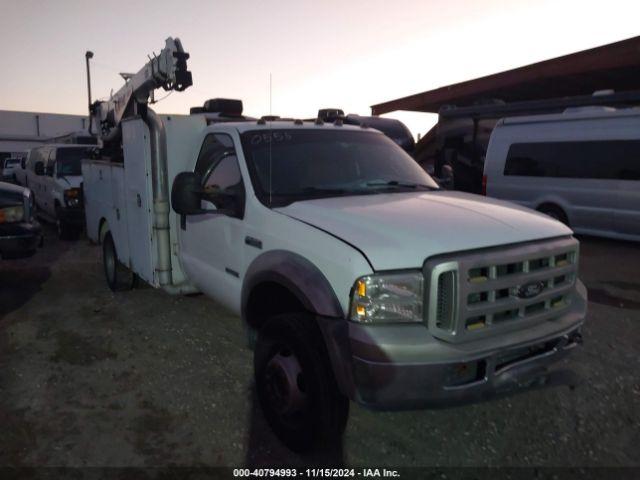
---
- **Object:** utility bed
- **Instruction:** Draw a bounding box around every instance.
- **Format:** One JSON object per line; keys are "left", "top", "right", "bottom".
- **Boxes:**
{"left": 82, "top": 114, "right": 206, "bottom": 288}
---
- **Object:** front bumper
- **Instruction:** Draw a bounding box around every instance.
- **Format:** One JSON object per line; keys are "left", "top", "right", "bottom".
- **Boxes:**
{"left": 322, "top": 280, "right": 587, "bottom": 410}
{"left": 0, "top": 221, "right": 42, "bottom": 258}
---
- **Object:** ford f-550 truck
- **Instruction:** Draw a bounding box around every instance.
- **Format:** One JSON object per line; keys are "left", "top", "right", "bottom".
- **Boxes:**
{"left": 82, "top": 38, "right": 586, "bottom": 451}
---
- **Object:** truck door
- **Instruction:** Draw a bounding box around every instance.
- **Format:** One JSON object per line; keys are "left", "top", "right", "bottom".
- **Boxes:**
{"left": 179, "top": 133, "right": 246, "bottom": 312}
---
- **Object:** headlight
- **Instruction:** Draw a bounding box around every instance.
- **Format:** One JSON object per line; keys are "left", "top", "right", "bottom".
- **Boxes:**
{"left": 350, "top": 271, "right": 424, "bottom": 323}
{"left": 0, "top": 205, "right": 24, "bottom": 224}
{"left": 64, "top": 188, "right": 81, "bottom": 207}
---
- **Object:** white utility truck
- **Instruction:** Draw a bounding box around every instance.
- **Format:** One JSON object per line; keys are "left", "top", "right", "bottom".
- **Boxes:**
{"left": 83, "top": 38, "right": 587, "bottom": 451}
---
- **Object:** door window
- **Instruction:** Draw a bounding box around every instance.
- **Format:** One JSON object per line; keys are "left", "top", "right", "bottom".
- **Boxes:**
{"left": 46, "top": 148, "right": 56, "bottom": 176}
{"left": 195, "top": 134, "right": 236, "bottom": 177}
{"left": 195, "top": 134, "right": 245, "bottom": 218}
{"left": 29, "top": 149, "right": 42, "bottom": 171}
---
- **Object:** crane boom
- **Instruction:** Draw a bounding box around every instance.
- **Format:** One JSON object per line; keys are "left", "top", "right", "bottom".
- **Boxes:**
{"left": 91, "top": 37, "right": 192, "bottom": 143}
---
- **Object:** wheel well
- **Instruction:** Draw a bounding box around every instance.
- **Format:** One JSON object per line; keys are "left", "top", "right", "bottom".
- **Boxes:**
{"left": 536, "top": 202, "right": 568, "bottom": 224}
{"left": 98, "top": 218, "right": 109, "bottom": 244}
{"left": 245, "top": 282, "right": 308, "bottom": 330}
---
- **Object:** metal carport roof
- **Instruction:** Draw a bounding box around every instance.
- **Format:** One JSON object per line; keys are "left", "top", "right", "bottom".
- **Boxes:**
{"left": 371, "top": 36, "right": 640, "bottom": 115}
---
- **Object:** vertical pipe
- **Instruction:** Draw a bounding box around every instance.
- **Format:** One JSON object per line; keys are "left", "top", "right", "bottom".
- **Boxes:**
{"left": 142, "top": 107, "right": 172, "bottom": 287}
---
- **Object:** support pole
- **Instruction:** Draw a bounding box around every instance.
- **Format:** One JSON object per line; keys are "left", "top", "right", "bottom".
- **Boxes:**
{"left": 85, "top": 51, "right": 94, "bottom": 134}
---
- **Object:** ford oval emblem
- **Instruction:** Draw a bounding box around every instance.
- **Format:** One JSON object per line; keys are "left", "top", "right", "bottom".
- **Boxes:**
{"left": 516, "top": 281, "right": 545, "bottom": 299}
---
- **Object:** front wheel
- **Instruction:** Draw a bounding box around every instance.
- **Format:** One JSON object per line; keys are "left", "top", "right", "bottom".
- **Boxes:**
{"left": 102, "top": 231, "right": 136, "bottom": 292}
{"left": 254, "top": 313, "right": 349, "bottom": 452}
{"left": 56, "top": 214, "right": 79, "bottom": 240}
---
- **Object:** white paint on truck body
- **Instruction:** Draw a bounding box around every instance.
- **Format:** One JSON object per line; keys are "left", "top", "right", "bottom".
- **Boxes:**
{"left": 84, "top": 117, "right": 573, "bottom": 318}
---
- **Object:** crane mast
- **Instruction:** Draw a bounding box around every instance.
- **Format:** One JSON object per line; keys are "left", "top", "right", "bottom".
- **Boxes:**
{"left": 90, "top": 37, "right": 192, "bottom": 144}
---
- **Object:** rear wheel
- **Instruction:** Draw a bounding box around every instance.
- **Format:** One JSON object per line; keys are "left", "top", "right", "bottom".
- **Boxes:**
{"left": 538, "top": 204, "right": 569, "bottom": 226}
{"left": 254, "top": 313, "right": 349, "bottom": 452}
{"left": 103, "top": 231, "right": 136, "bottom": 291}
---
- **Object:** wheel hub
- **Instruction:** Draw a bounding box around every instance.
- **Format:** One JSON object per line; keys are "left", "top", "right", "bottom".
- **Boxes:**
{"left": 264, "top": 349, "right": 307, "bottom": 416}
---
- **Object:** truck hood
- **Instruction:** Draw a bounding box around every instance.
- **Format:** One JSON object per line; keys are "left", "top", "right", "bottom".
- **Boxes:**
{"left": 0, "top": 181, "right": 26, "bottom": 207}
{"left": 276, "top": 191, "right": 573, "bottom": 271}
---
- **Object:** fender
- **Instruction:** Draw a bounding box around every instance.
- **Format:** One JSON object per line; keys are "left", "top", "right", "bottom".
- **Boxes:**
{"left": 241, "top": 250, "right": 344, "bottom": 321}
{"left": 241, "top": 250, "right": 356, "bottom": 399}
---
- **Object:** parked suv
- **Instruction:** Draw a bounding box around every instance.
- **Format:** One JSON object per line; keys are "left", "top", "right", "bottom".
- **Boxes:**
{"left": 25, "top": 144, "right": 92, "bottom": 239}
{"left": 0, "top": 181, "right": 41, "bottom": 259}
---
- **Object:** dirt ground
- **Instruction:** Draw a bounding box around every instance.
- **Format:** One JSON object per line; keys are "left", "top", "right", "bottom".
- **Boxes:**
{"left": 1, "top": 225, "right": 639, "bottom": 468}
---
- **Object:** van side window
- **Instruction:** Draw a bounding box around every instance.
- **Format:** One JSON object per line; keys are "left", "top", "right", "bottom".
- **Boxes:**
{"left": 504, "top": 141, "right": 640, "bottom": 180}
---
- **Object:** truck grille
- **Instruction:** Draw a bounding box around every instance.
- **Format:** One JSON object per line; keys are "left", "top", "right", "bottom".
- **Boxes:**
{"left": 425, "top": 237, "right": 579, "bottom": 343}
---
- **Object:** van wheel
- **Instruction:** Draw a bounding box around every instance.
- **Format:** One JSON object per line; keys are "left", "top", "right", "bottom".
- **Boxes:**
{"left": 254, "top": 313, "right": 349, "bottom": 452}
{"left": 538, "top": 204, "right": 569, "bottom": 226}
{"left": 56, "top": 214, "right": 79, "bottom": 241}
{"left": 103, "top": 232, "right": 136, "bottom": 291}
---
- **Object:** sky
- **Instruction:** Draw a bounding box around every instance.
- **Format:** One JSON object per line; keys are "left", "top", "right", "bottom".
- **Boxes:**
{"left": 1, "top": 0, "right": 640, "bottom": 138}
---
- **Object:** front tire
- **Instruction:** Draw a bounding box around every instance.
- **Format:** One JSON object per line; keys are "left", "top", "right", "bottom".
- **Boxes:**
{"left": 56, "top": 215, "right": 79, "bottom": 240}
{"left": 254, "top": 313, "right": 349, "bottom": 452}
{"left": 103, "top": 231, "right": 135, "bottom": 292}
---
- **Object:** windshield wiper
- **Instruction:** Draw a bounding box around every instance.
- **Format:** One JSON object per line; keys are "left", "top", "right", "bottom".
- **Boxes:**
{"left": 301, "top": 187, "right": 348, "bottom": 194}
{"left": 365, "top": 180, "right": 438, "bottom": 190}
{"left": 271, "top": 187, "right": 349, "bottom": 197}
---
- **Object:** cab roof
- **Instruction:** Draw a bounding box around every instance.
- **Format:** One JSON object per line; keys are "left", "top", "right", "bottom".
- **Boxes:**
{"left": 207, "top": 119, "right": 382, "bottom": 134}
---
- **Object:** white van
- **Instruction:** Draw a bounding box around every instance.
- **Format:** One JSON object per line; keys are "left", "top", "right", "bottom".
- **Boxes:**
{"left": 24, "top": 144, "right": 94, "bottom": 238}
{"left": 484, "top": 107, "right": 640, "bottom": 242}
{"left": 1, "top": 157, "right": 21, "bottom": 182}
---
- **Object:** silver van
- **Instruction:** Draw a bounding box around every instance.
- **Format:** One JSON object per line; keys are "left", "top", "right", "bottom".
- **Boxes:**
{"left": 484, "top": 107, "right": 640, "bottom": 242}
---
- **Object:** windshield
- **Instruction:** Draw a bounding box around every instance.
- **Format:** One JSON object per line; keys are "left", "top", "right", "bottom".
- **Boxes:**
{"left": 57, "top": 148, "right": 91, "bottom": 176}
{"left": 240, "top": 129, "right": 438, "bottom": 207}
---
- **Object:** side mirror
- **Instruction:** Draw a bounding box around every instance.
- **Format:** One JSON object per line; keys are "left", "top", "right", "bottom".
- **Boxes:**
{"left": 171, "top": 171, "right": 205, "bottom": 215}
{"left": 34, "top": 161, "right": 44, "bottom": 176}
{"left": 46, "top": 164, "right": 54, "bottom": 176}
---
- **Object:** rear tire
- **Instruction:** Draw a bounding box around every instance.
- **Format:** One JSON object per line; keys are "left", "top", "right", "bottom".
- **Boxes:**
{"left": 538, "top": 204, "right": 569, "bottom": 226}
{"left": 56, "top": 215, "right": 79, "bottom": 241}
{"left": 254, "top": 313, "right": 349, "bottom": 452}
{"left": 103, "top": 231, "right": 136, "bottom": 291}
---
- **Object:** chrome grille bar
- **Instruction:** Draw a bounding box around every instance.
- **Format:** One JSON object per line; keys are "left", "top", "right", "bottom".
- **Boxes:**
{"left": 424, "top": 236, "right": 579, "bottom": 343}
